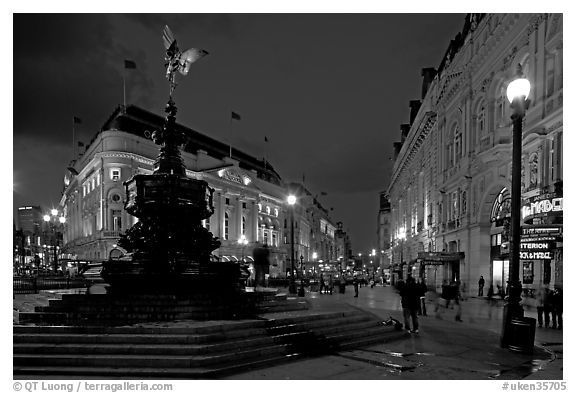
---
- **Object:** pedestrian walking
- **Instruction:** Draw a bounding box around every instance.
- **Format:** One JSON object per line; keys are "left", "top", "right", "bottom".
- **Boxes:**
{"left": 535, "top": 285, "right": 548, "bottom": 328}
{"left": 453, "top": 280, "right": 463, "bottom": 322}
{"left": 319, "top": 273, "right": 325, "bottom": 294}
{"left": 487, "top": 283, "right": 497, "bottom": 318}
{"left": 399, "top": 276, "right": 421, "bottom": 333}
{"left": 353, "top": 275, "right": 359, "bottom": 297}
{"left": 417, "top": 278, "right": 428, "bottom": 316}
{"left": 478, "top": 275, "right": 485, "bottom": 296}
{"left": 537, "top": 286, "right": 553, "bottom": 328}
{"left": 328, "top": 274, "right": 334, "bottom": 295}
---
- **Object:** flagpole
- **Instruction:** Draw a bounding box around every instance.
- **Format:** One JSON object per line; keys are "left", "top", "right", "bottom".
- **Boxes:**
{"left": 123, "top": 73, "right": 126, "bottom": 110}
{"left": 72, "top": 117, "right": 76, "bottom": 159}
{"left": 229, "top": 112, "right": 233, "bottom": 158}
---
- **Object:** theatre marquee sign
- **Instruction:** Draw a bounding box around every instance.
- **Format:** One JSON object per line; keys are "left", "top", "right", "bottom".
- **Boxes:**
{"left": 522, "top": 192, "right": 562, "bottom": 222}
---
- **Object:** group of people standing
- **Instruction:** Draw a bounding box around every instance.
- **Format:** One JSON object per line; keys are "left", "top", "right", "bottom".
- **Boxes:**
{"left": 397, "top": 276, "right": 428, "bottom": 333}
{"left": 536, "top": 286, "right": 563, "bottom": 329}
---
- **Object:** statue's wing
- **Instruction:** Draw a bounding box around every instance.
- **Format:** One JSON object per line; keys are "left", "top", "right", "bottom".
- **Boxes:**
{"left": 162, "top": 25, "right": 176, "bottom": 50}
{"left": 178, "top": 48, "right": 209, "bottom": 75}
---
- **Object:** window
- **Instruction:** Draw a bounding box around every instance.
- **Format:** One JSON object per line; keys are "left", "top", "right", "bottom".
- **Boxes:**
{"left": 225, "top": 198, "right": 230, "bottom": 205}
{"left": 274, "top": 208, "right": 279, "bottom": 217}
{"left": 241, "top": 216, "right": 246, "bottom": 236}
{"left": 110, "top": 168, "right": 121, "bottom": 182}
{"left": 112, "top": 210, "right": 122, "bottom": 231}
{"left": 111, "top": 193, "right": 121, "bottom": 203}
{"left": 263, "top": 230, "right": 269, "bottom": 245}
{"left": 96, "top": 173, "right": 101, "bottom": 186}
{"left": 266, "top": 206, "right": 271, "bottom": 215}
{"left": 258, "top": 203, "right": 262, "bottom": 212}
{"left": 272, "top": 232, "right": 277, "bottom": 247}
{"left": 242, "top": 202, "right": 247, "bottom": 209}
{"left": 477, "top": 103, "right": 486, "bottom": 136}
{"left": 224, "top": 212, "right": 229, "bottom": 240}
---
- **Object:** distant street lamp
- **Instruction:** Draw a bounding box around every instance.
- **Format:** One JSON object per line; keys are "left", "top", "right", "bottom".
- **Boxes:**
{"left": 501, "top": 64, "right": 531, "bottom": 349}
{"left": 43, "top": 209, "right": 66, "bottom": 272}
{"left": 287, "top": 194, "right": 297, "bottom": 294}
{"left": 237, "top": 235, "right": 248, "bottom": 262}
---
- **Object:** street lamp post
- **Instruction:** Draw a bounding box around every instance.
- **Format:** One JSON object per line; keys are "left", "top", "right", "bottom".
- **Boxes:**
{"left": 43, "top": 209, "right": 66, "bottom": 273}
{"left": 501, "top": 64, "right": 531, "bottom": 349}
{"left": 298, "top": 255, "right": 305, "bottom": 297}
{"left": 237, "top": 235, "right": 248, "bottom": 262}
{"left": 287, "top": 194, "right": 297, "bottom": 294}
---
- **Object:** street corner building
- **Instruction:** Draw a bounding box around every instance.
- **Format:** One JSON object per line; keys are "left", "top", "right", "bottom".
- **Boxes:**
{"left": 56, "top": 105, "right": 351, "bottom": 279}
{"left": 379, "top": 14, "right": 563, "bottom": 303}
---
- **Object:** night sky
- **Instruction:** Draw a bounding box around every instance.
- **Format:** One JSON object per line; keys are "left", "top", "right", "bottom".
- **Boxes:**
{"left": 13, "top": 13, "right": 466, "bottom": 253}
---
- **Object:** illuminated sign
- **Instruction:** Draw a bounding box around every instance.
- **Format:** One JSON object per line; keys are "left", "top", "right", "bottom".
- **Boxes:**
{"left": 522, "top": 192, "right": 563, "bottom": 222}
{"left": 521, "top": 226, "right": 562, "bottom": 237}
{"left": 520, "top": 251, "right": 553, "bottom": 260}
{"left": 520, "top": 241, "right": 553, "bottom": 251}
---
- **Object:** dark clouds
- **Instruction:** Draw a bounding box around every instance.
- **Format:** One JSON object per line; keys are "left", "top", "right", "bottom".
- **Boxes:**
{"left": 13, "top": 13, "right": 465, "bottom": 252}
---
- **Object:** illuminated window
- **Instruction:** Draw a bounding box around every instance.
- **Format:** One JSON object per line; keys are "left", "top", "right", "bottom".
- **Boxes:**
{"left": 266, "top": 206, "right": 271, "bottom": 215}
{"left": 258, "top": 203, "right": 262, "bottom": 212}
{"left": 274, "top": 208, "right": 279, "bottom": 217}
{"left": 110, "top": 168, "right": 121, "bottom": 182}
{"left": 490, "top": 188, "right": 511, "bottom": 224}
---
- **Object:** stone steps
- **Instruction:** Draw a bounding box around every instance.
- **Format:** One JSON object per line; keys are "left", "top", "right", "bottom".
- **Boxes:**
{"left": 13, "top": 309, "right": 404, "bottom": 378}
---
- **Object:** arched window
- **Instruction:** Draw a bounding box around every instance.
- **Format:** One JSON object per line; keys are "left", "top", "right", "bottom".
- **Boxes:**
{"left": 224, "top": 212, "right": 229, "bottom": 240}
{"left": 490, "top": 188, "right": 511, "bottom": 225}
{"left": 477, "top": 101, "right": 486, "bottom": 137}
{"left": 454, "top": 124, "right": 462, "bottom": 162}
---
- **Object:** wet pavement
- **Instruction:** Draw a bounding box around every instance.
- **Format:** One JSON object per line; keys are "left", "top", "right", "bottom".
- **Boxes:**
{"left": 223, "top": 285, "right": 563, "bottom": 380}
{"left": 13, "top": 286, "right": 563, "bottom": 380}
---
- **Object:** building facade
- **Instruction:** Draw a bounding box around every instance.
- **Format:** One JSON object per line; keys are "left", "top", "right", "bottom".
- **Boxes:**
{"left": 58, "top": 105, "right": 345, "bottom": 279}
{"left": 386, "top": 14, "right": 563, "bottom": 299}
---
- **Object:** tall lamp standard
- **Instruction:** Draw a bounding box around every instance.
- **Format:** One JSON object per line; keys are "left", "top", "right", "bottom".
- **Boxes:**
{"left": 43, "top": 209, "right": 66, "bottom": 272}
{"left": 237, "top": 235, "right": 248, "bottom": 262}
{"left": 501, "top": 64, "right": 531, "bottom": 348}
{"left": 287, "top": 194, "right": 297, "bottom": 294}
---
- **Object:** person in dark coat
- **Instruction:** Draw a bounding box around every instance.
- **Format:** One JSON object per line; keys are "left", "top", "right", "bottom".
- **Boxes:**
{"left": 551, "top": 287, "right": 562, "bottom": 329}
{"left": 478, "top": 275, "right": 485, "bottom": 296}
{"left": 353, "top": 275, "right": 359, "bottom": 297}
{"left": 252, "top": 244, "right": 270, "bottom": 289}
{"left": 399, "top": 276, "right": 421, "bottom": 333}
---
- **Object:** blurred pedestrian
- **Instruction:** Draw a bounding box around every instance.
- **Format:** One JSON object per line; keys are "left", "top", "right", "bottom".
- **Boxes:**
{"left": 535, "top": 285, "right": 548, "bottom": 328}
{"left": 417, "top": 278, "right": 428, "bottom": 316}
{"left": 453, "top": 280, "right": 463, "bottom": 322}
{"left": 487, "top": 283, "right": 497, "bottom": 318}
{"left": 353, "top": 275, "right": 359, "bottom": 297}
{"left": 319, "top": 273, "right": 325, "bottom": 294}
{"left": 252, "top": 244, "right": 270, "bottom": 289}
{"left": 400, "top": 276, "right": 421, "bottom": 333}
{"left": 478, "top": 275, "right": 485, "bottom": 296}
{"left": 328, "top": 274, "right": 334, "bottom": 295}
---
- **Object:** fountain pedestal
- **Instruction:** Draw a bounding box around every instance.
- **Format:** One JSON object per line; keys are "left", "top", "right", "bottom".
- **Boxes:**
{"left": 101, "top": 99, "right": 242, "bottom": 295}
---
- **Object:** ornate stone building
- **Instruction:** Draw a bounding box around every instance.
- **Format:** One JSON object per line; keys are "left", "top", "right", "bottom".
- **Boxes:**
{"left": 386, "top": 14, "right": 562, "bottom": 297}
{"left": 59, "top": 105, "right": 290, "bottom": 277}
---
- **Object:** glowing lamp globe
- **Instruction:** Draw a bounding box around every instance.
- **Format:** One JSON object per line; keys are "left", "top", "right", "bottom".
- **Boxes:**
{"left": 506, "top": 77, "right": 531, "bottom": 104}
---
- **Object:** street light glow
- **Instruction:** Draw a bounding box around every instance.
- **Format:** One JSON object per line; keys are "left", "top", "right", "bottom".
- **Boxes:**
{"left": 43, "top": 215, "right": 50, "bottom": 222}
{"left": 59, "top": 216, "right": 66, "bottom": 224}
{"left": 287, "top": 194, "right": 297, "bottom": 205}
{"left": 506, "top": 76, "right": 530, "bottom": 103}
